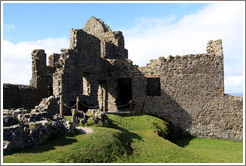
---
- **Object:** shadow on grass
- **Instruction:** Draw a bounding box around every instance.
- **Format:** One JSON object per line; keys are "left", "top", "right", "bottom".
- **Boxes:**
{"left": 110, "top": 119, "right": 142, "bottom": 140}
{"left": 174, "top": 135, "right": 196, "bottom": 148}
{"left": 107, "top": 116, "right": 142, "bottom": 154}
{"left": 5, "top": 136, "right": 78, "bottom": 155}
{"left": 112, "top": 113, "right": 195, "bottom": 149}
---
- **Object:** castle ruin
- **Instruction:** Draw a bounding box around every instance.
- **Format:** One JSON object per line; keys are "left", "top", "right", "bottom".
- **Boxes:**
{"left": 3, "top": 17, "right": 243, "bottom": 141}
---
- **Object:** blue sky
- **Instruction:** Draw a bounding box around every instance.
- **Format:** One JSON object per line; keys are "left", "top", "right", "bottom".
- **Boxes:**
{"left": 2, "top": 2, "right": 245, "bottom": 94}
{"left": 3, "top": 3, "right": 208, "bottom": 43}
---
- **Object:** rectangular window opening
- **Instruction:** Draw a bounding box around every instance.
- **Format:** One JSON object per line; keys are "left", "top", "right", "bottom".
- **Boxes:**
{"left": 146, "top": 77, "right": 161, "bottom": 96}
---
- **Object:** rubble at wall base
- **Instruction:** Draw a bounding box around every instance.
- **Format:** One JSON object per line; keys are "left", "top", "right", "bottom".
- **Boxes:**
{"left": 3, "top": 108, "right": 75, "bottom": 154}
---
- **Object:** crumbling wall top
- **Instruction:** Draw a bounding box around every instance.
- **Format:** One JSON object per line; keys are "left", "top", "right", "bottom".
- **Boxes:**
{"left": 32, "top": 49, "right": 45, "bottom": 55}
{"left": 206, "top": 39, "right": 223, "bottom": 56}
{"left": 48, "top": 53, "right": 61, "bottom": 68}
{"left": 82, "top": 16, "right": 112, "bottom": 39}
{"left": 70, "top": 17, "right": 128, "bottom": 59}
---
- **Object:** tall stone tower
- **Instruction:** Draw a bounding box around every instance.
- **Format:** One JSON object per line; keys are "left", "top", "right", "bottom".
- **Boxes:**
{"left": 29, "top": 49, "right": 50, "bottom": 99}
{"left": 30, "top": 49, "right": 47, "bottom": 88}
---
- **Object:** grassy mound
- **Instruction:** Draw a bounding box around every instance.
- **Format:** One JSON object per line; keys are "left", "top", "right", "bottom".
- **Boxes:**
{"left": 3, "top": 114, "right": 243, "bottom": 163}
{"left": 109, "top": 114, "right": 243, "bottom": 163}
{"left": 3, "top": 127, "right": 130, "bottom": 163}
{"left": 109, "top": 114, "right": 210, "bottom": 163}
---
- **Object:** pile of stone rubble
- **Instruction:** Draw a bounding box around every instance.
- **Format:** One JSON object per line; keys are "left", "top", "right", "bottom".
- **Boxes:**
{"left": 3, "top": 95, "right": 111, "bottom": 154}
{"left": 3, "top": 107, "right": 75, "bottom": 154}
{"left": 71, "top": 108, "right": 110, "bottom": 127}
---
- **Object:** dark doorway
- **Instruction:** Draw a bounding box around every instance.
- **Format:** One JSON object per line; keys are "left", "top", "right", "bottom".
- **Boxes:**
{"left": 47, "top": 85, "right": 53, "bottom": 97}
{"left": 116, "top": 78, "right": 132, "bottom": 110}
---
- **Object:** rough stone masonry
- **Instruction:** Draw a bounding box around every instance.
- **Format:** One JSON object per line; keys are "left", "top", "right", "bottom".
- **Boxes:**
{"left": 3, "top": 17, "right": 243, "bottom": 142}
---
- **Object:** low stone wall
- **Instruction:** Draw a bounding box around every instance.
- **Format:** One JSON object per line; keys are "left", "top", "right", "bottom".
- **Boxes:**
{"left": 3, "top": 84, "right": 39, "bottom": 109}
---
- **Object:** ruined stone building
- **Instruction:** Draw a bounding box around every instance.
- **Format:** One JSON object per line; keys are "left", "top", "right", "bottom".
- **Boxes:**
{"left": 3, "top": 17, "right": 243, "bottom": 141}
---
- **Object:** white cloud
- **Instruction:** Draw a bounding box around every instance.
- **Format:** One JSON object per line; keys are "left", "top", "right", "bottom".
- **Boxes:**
{"left": 3, "top": 24, "right": 15, "bottom": 31}
{"left": 123, "top": 3, "right": 244, "bottom": 93}
{"left": 2, "top": 38, "right": 69, "bottom": 85}
{"left": 225, "top": 76, "right": 244, "bottom": 93}
{"left": 225, "top": 76, "right": 243, "bottom": 87}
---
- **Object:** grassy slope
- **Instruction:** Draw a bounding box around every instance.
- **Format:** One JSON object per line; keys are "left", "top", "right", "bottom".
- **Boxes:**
{"left": 3, "top": 114, "right": 243, "bottom": 163}
{"left": 112, "top": 114, "right": 243, "bottom": 163}
{"left": 175, "top": 136, "right": 243, "bottom": 163}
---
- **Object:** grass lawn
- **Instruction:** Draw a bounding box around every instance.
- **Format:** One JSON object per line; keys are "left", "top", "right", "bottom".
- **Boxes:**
{"left": 3, "top": 114, "right": 243, "bottom": 163}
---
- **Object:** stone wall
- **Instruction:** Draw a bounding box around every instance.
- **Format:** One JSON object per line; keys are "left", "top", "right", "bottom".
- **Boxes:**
{"left": 29, "top": 49, "right": 58, "bottom": 97}
{"left": 53, "top": 34, "right": 107, "bottom": 114}
{"left": 138, "top": 40, "right": 243, "bottom": 141}
{"left": 3, "top": 84, "right": 37, "bottom": 109}
{"left": 3, "top": 50, "right": 60, "bottom": 109}
{"left": 52, "top": 17, "right": 129, "bottom": 114}
{"left": 191, "top": 95, "right": 243, "bottom": 141}
{"left": 105, "top": 59, "right": 146, "bottom": 112}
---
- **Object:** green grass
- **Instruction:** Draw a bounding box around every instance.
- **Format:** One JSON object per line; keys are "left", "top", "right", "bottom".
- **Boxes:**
{"left": 3, "top": 127, "right": 130, "bottom": 163}
{"left": 3, "top": 114, "right": 243, "bottom": 163}
{"left": 63, "top": 115, "right": 72, "bottom": 123}
{"left": 175, "top": 136, "right": 243, "bottom": 163}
